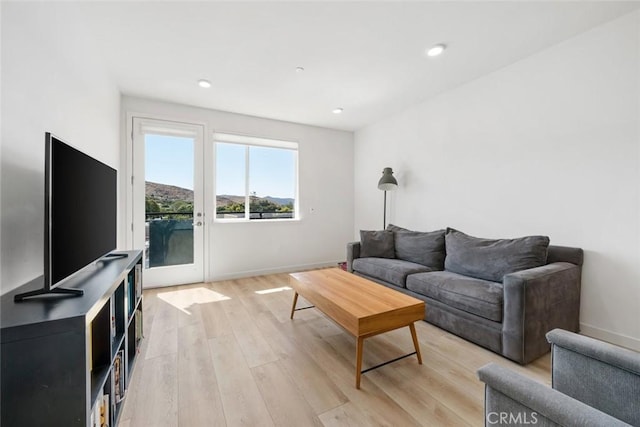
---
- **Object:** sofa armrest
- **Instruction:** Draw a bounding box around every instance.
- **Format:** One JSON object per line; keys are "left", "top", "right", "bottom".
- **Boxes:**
{"left": 346, "top": 241, "right": 360, "bottom": 273}
{"left": 546, "top": 329, "right": 640, "bottom": 425}
{"left": 502, "top": 262, "right": 581, "bottom": 364}
{"left": 547, "top": 329, "right": 640, "bottom": 376}
{"left": 477, "top": 363, "right": 630, "bottom": 427}
{"left": 547, "top": 245, "right": 584, "bottom": 266}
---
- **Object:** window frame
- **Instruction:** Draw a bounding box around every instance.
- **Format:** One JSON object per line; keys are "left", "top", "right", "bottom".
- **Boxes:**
{"left": 213, "top": 132, "right": 299, "bottom": 222}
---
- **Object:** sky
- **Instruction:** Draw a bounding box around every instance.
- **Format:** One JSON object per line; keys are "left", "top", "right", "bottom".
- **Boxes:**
{"left": 145, "top": 134, "right": 296, "bottom": 198}
{"left": 145, "top": 134, "right": 194, "bottom": 190}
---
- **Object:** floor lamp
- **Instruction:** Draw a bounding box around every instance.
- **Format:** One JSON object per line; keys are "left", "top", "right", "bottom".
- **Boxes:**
{"left": 377, "top": 167, "right": 398, "bottom": 229}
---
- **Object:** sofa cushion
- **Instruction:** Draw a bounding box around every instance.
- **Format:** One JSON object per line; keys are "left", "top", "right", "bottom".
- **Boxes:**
{"left": 406, "top": 271, "right": 504, "bottom": 322}
{"left": 386, "top": 223, "right": 409, "bottom": 232}
{"left": 352, "top": 258, "right": 433, "bottom": 288}
{"left": 394, "top": 229, "right": 446, "bottom": 269}
{"left": 444, "top": 229, "right": 550, "bottom": 282}
{"left": 359, "top": 230, "right": 395, "bottom": 259}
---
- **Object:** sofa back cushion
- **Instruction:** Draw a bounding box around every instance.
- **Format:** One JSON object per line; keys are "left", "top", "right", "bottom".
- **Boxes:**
{"left": 444, "top": 229, "right": 550, "bottom": 282}
{"left": 386, "top": 224, "right": 409, "bottom": 232}
{"left": 359, "top": 230, "right": 395, "bottom": 258}
{"left": 394, "top": 230, "right": 446, "bottom": 269}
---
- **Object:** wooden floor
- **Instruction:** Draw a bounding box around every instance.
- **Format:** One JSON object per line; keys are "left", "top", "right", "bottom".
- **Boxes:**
{"left": 119, "top": 272, "right": 550, "bottom": 427}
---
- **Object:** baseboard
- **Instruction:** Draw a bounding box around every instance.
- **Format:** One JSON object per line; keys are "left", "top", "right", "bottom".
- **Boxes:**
{"left": 209, "top": 260, "right": 342, "bottom": 282}
{"left": 580, "top": 323, "right": 640, "bottom": 351}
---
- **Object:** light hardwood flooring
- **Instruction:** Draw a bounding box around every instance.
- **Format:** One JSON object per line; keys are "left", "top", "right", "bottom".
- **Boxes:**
{"left": 119, "top": 272, "right": 550, "bottom": 427}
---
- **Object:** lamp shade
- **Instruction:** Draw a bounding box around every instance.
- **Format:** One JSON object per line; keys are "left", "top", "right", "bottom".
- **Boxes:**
{"left": 377, "top": 167, "right": 398, "bottom": 191}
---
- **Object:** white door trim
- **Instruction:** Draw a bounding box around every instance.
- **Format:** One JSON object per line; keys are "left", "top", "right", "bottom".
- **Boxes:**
{"left": 126, "top": 114, "right": 211, "bottom": 287}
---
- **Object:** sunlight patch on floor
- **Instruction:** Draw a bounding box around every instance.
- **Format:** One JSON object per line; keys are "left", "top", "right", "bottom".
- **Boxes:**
{"left": 157, "top": 287, "right": 231, "bottom": 314}
{"left": 254, "top": 286, "right": 292, "bottom": 295}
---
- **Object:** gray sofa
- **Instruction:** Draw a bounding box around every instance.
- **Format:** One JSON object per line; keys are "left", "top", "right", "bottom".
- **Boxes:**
{"left": 478, "top": 329, "right": 640, "bottom": 426}
{"left": 347, "top": 226, "right": 583, "bottom": 364}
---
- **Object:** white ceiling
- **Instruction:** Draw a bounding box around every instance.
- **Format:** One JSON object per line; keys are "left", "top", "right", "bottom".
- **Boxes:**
{"left": 56, "top": 2, "right": 640, "bottom": 131}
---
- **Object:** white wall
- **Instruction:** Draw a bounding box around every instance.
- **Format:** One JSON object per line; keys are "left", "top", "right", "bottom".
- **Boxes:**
{"left": 1, "top": 1, "right": 4, "bottom": 289}
{"left": 122, "top": 96, "right": 354, "bottom": 281}
{"left": 354, "top": 11, "right": 640, "bottom": 349}
{"left": 1, "top": 3, "right": 121, "bottom": 294}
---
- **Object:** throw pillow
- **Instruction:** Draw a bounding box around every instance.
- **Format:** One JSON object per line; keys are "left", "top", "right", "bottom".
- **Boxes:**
{"left": 444, "top": 228, "right": 550, "bottom": 282}
{"left": 360, "top": 230, "right": 395, "bottom": 259}
{"left": 386, "top": 224, "right": 409, "bottom": 232}
{"left": 394, "top": 230, "right": 446, "bottom": 269}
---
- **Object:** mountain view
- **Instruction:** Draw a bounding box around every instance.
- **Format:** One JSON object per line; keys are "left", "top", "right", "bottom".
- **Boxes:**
{"left": 145, "top": 181, "right": 294, "bottom": 217}
{"left": 146, "top": 181, "right": 194, "bottom": 203}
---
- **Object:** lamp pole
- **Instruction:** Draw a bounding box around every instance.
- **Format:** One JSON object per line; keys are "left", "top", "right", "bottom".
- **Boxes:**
{"left": 383, "top": 190, "right": 388, "bottom": 229}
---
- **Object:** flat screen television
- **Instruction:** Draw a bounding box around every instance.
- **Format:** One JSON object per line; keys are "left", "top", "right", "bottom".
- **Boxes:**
{"left": 15, "top": 133, "right": 119, "bottom": 301}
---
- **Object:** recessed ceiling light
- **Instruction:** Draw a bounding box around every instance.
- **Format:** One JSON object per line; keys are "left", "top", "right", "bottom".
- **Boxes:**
{"left": 332, "top": 108, "right": 343, "bottom": 114}
{"left": 426, "top": 44, "right": 446, "bottom": 57}
{"left": 198, "top": 79, "right": 212, "bottom": 88}
{"left": 296, "top": 67, "right": 305, "bottom": 73}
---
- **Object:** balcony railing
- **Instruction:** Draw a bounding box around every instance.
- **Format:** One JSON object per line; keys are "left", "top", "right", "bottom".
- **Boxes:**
{"left": 216, "top": 211, "right": 294, "bottom": 220}
{"left": 146, "top": 211, "right": 194, "bottom": 220}
{"left": 147, "top": 211, "right": 294, "bottom": 220}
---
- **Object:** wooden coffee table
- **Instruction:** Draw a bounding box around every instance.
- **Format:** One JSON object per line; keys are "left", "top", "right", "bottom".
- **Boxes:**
{"left": 289, "top": 268, "right": 425, "bottom": 389}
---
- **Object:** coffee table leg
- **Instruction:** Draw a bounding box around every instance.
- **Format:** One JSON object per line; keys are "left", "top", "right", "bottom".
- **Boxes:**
{"left": 290, "top": 292, "right": 299, "bottom": 319}
{"left": 355, "top": 336, "right": 364, "bottom": 389}
{"left": 409, "top": 323, "right": 423, "bottom": 364}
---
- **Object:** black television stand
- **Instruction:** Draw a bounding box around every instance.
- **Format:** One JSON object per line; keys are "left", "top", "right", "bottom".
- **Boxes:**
{"left": 14, "top": 286, "right": 83, "bottom": 302}
{"left": 2, "top": 250, "right": 144, "bottom": 426}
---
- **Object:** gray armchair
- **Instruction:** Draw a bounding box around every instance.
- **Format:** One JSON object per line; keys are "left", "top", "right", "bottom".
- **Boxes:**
{"left": 478, "top": 329, "right": 640, "bottom": 426}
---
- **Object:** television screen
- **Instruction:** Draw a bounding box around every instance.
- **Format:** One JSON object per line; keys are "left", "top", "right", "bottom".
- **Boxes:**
{"left": 46, "top": 133, "right": 117, "bottom": 289}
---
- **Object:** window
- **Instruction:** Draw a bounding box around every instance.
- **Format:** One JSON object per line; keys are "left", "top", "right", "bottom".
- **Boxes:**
{"left": 214, "top": 133, "right": 298, "bottom": 220}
